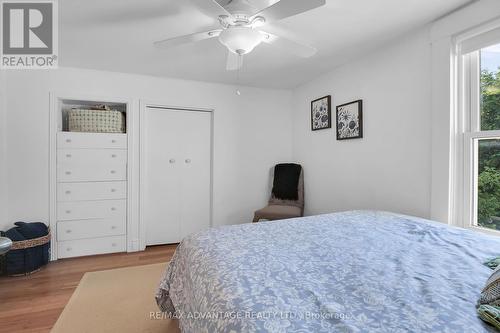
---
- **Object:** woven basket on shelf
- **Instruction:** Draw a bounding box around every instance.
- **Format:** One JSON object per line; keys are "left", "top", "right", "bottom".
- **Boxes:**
{"left": 68, "top": 109, "right": 125, "bottom": 133}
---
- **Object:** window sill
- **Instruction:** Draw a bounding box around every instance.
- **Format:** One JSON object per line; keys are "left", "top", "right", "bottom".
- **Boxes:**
{"left": 467, "top": 226, "right": 500, "bottom": 237}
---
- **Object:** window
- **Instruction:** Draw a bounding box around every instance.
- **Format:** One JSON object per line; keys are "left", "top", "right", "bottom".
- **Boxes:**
{"left": 460, "top": 40, "right": 500, "bottom": 233}
{"left": 480, "top": 45, "right": 500, "bottom": 131}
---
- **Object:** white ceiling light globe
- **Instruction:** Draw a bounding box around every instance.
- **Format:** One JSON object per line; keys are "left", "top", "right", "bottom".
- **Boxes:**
{"left": 219, "top": 27, "right": 264, "bottom": 55}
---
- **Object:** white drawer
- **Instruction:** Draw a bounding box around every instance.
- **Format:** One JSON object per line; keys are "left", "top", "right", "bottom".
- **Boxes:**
{"left": 57, "top": 200, "right": 126, "bottom": 221}
{"left": 57, "top": 163, "right": 126, "bottom": 182}
{"left": 57, "top": 218, "right": 126, "bottom": 241}
{"left": 58, "top": 132, "right": 127, "bottom": 149}
{"left": 58, "top": 149, "right": 127, "bottom": 167}
{"left": 58, "top": 181, "right": 126, "bottom": 201}
{"left": 58, "top": 236, "right": 126, "bottom": 258}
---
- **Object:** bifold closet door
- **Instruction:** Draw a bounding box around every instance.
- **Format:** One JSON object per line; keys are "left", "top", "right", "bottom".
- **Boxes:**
{"left": 144, "top": 108, "right": 211, "bottom": 246}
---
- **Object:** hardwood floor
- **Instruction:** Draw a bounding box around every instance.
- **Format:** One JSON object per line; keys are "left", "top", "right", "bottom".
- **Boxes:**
{"left": 0, "top": 245, "right": 177, "bottom": 333}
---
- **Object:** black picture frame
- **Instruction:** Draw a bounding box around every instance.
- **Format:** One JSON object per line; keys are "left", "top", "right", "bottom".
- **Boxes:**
{"left": 336, "top": 100, "right": 363, "bottom": 140}
{"left": 311, "top": 95, "right": 332, "bottom": 131}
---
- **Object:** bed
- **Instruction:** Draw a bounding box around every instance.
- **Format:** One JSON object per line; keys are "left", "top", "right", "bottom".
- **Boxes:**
{"left": 156, "top": 210, "right": 500, "bottom": 332}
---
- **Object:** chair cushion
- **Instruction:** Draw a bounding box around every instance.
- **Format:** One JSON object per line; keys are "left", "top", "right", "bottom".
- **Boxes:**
{"left": 255, "top": 205, "right": 302, "bottom": 220}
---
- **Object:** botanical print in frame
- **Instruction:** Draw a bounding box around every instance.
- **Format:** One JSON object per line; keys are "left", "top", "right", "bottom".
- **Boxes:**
{"left": 311, "top": 95, "right": 331, "bottom": 131}
{"left": 336, "top": 100, "right": 363, "bottom": 140}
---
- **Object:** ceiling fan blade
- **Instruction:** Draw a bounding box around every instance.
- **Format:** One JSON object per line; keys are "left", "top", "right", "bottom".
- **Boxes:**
{"left": 260, "top": 31, "right": 317, "bottom": 58}
{"left": 154, "top": 30, "right": 222, "bottom": 49}
{"left": 191, "top": 0, "right": 231, "bottom": 17}
{"left": 252, "top": 0, "right": 326, "bottom": 23}
{"left": 226, "top": 51, "right": 243, "bottom": 71}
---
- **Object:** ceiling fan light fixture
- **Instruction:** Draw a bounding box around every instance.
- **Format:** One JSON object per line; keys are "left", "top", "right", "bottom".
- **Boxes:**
{"left": 250, "top": 16, "right": 266, "bottom": 28}
{"left": 219, "top": 27, "right": 263, "bottom": 55}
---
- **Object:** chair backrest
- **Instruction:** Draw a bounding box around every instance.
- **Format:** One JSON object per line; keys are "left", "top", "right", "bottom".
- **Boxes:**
{"left": 268, "top": 166, "right": 304, "bottom": 211}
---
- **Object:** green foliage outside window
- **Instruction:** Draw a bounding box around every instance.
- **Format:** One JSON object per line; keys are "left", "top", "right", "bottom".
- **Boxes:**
{"left": 478, "top": 67, "right": 500, "bottom": 230}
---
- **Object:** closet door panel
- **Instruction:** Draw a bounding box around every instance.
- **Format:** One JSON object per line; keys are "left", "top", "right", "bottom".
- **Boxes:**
{"left": 144, "top": 108, "right": 182, "bottom": 245}
{"left": 180, "top": 111, "right": 211, "bottom": 239}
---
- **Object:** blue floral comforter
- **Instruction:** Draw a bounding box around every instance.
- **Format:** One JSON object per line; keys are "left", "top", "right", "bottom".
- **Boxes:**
{"left": 156, "top": 211, "right": 500, "bottom": 332}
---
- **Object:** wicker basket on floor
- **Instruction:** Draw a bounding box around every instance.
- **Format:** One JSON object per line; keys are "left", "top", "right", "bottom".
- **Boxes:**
{"left": 6, "top": 229, "right": 51, "bottom": 276}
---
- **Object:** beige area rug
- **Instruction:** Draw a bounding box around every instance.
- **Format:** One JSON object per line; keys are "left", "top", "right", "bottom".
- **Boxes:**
{"left": 51, "top": 263, "right": 180, "bottom": 333}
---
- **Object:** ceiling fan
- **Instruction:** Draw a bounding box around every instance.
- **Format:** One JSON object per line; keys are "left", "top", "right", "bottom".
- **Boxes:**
{"left": 154, "top": 0, "right": 326, "bottom": 71}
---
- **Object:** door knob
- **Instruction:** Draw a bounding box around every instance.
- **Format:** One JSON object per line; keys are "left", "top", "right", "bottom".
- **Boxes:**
{"left": 185, "top": 159, "right": 191, "bottom": 164}
{"left": 169, "top": 159, "right": 176, "bottom": 164}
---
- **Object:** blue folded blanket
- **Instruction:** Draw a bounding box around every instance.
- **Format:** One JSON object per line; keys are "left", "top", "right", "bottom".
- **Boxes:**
{"left": 14, "top": 222, "right": 48, "bottom": 239}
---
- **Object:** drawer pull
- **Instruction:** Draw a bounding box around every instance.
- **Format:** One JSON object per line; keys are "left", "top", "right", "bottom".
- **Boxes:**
{"left": 110, "top": 170, "right": 116, "bottom": 174}
{"left": 67, "top": 247, "right": 72, "bottom": 251}
{"left": 185, "top": 159, "right": 191, "bottom": 164}
{"left": 66, "top": 154, "right": 72, "bottom": 158}
{"left": 65, "top": 210, "right": 71, "bottom": 214}
{"left": 66, "top": 139, "right": 72, "bottom": 143}
{"left": 111, "top": 243, "right": 117, "bottom": 247}
{"left": 111, "top": 140, "right": 116, "bottom": 143}
{"left": 169, "top": 159, "right": 176, "bottom": 164}
{"left": 111, "top": 226, "right": 117, "bottom": 230}
{"left": 65, "top": 229, "right": 72, "bottom": 234}
{"left": 110, "top": 188, "right": 116, "bottom": 193}
{"left": 65, "top": 171, "right": 72, "bottom": 175}
{"left": 111, "top": 154, "right": 117, "bottom": 158}
{"left": 65, "top": 190, "right": 71, "bottom": 194}
{"left": 111, "top": 207, "right": 116, "bottom": 211}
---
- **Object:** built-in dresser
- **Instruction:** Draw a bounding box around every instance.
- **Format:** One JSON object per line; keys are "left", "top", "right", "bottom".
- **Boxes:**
{"left": 52, "top": 98, "right": 129, "bottom": 259}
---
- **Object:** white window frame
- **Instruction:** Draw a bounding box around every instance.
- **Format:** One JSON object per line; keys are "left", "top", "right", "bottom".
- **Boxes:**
{"left": 455, "top": 42, "right": 500, "bottom": 236}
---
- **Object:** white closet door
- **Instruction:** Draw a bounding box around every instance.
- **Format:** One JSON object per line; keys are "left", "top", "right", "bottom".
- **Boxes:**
{"left": 179, "top": 111, "right": 211, "bottom": 239}
{"left": 144, "top": 108, "right": 182, "bottom": 245}
{"left": 144, "top": 108, "right": 211, "bottom": 246}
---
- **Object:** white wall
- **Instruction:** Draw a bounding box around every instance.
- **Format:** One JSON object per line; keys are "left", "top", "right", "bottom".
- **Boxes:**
{"left": 2, "top": 68, "right": 292, "bottom": 231}
{"left": 291, "top": 28, "right": 433, "bottom": 218}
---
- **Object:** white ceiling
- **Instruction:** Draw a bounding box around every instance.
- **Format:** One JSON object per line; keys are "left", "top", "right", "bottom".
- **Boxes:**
{"left": 60, "top": 0, "right": 473, "bottom": 89}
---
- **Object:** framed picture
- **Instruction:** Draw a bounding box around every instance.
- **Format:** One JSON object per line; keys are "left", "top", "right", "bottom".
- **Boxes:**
{"left": 336, "top": 100, "right": 363, "bottom": 140}
{"left": 311, "top": 95, "right": 331, "bottom": 131}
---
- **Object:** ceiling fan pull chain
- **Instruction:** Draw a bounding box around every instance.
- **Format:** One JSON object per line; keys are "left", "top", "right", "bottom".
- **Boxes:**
{"left": 236, "top": 54, "right": 242, "bottom": 96}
